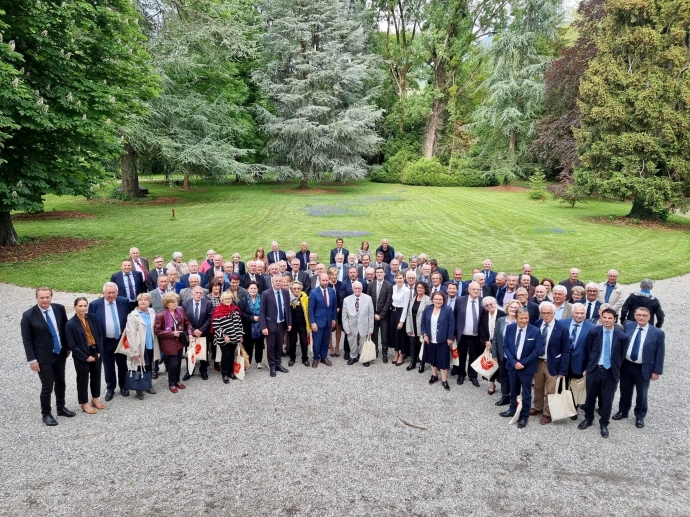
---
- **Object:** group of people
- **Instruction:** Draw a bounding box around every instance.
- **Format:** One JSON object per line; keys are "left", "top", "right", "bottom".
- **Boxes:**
{"left": 21, "top": 239, "right": 666, "bottom": 438}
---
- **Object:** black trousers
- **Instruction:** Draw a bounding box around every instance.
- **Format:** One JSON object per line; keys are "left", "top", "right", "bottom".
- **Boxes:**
{"left": 457, "top": 334, "right": 480, "bottom": 379}
{"left": 491, "top": 356, "right": 510, "bottom": 398}
{"left": 372, "top": 317, "right": 389, "bottom": 355}
{"left": 103, "top": 337, "right": 127, "bottom": 391}
{"left": 220, "top": 342, "right": 237, "bottom": 376}
{"left": 244, "top": 335, "right": 264, "bottom": 365}
{"left": 74, "top": 357, "right": 102, "bottom": 404}
{"left": 288, "top": 325, "right": 308, "bottom": 363}
{"left": 37, "top": 353, "right": 67, "bottom": 416}
{"left": 266, "top": 323, "right": 287, "bottom": 368}
{"left": 583, "top": 366, "right": 618, "bottom": 425}
{"left": 408, "top": 335, "right": 419, "bottom": 365}
{"left": 618, "top": 361, "right": 650, "bottom": 419}
{"left": 167, "top": 349, "right": 183, "bottom": 386}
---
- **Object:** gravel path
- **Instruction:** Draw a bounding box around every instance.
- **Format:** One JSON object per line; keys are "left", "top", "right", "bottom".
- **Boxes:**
{"left": 1, "top": 278, "right": 689, "bottom": 516}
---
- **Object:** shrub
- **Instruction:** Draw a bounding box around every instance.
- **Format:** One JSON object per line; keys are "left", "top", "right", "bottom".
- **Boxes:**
{"left": 547, "top": 181, "right": 589, "bottom": 207}
{"left": 372, "top": 149, "right": 416, "bottom": 183}
{"left": 400, "top": 158, "right": 498, "bottom": 187}
{"left": 528, "top": 170, "right": 547, "bottom": 200}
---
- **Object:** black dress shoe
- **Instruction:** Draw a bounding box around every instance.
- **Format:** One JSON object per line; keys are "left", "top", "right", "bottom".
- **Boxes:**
{"left": 276, "top": 365, "right": 289, "bottom": 373}
{"left": 457, "top": 376, "right": 465, "bottom": 385}
{"left": 600, "top": 425, "right": 609, "bottom": 438}
{"left": 222, "top": 375, "right": 230, "bottom": 384}
{"left": 382, "top": 355, "right": 388, "bottom": 364}
{"left": 182, "top": 373, "right": 191, "bottom": 381}
{"left": 612, "top": 412, "right": 628, "bottom": 420}
{"left": 470, "top": 378, "right": 480, "bottom": 387}
{"left": 418, "top": 364, "right": 425, "bottom": 374}
{"left": 363, "top": 362, "right": 370, "bottom": 367}
{"left": 570, "top": 414, "right": 578, "bottom": 421}
{"left": 104, "top": 389, "right": 114, "bottom": 402}
{"left": 43, "top": 414, "right": 58, "bottom": 426}
{"left": 201, "top": 373, "right": 209, "bottom": 380}
{"left": 229, "top": 372, "right": 237, "bottom": 380}
{"left": 344, "top": 353, "right": 350, "bottom": 360}
{"left": 442, "top": 381, "right": 450, "bottom": 391}
{"left": 152, "top": 372, "right": 159, "bottom": 380}
{"left": 303, "top": 360, "right": 310, "bottom": 367}
{"left": 288, "top": 361, "right": 295, "bottom": 367}
{"left": 120, "top": 389, "right": 130, "bottom": 397}
{"left": 406, "top": 363, "right": 416, "bottom": 371}
{"left": 636, "top": 418, "right": 645, "bottom": 428}
{"left": 499, "top": 409, "right": 516, "bottom": 418}
{"left": 578, "top": 420, "right": 593, "bottom": 430}
{"left": 347, "top": 358, "right": 357, "bottom": 366}
{"left": 429, "top": 375, "right": 439, "bottom": 385}
{"left": 450, "top": 366, "right": 459, "bottom": 376}
{"left": 495, "top": 398, "right": 510, "bottom": 406}
{"left": 57, "top": 407, "right": 76, "bottom": 418}
{"left": 270, "top": 368, "right": 276, "bottom": 377}
{"left": 517, "top": 419, "right": 527, "bottom": 429}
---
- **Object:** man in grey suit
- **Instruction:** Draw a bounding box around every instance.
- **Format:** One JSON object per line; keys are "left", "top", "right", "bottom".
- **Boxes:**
{"left": 598, "top": 269, "right": 625, "bottom": 313}
{"left": 179, "top": 274, "right": 208, "bottom": 302}
{"left": 342, "top": 282, "right": 375, "bottom": 366}
{"left": 552, "top": 285, "right": 573, "bottom": 320}
{"left": 150, "top": 275, "right": 171, "bottom": 314}
{"left": 367, "top": 267, "right": 393, "bottom": 362}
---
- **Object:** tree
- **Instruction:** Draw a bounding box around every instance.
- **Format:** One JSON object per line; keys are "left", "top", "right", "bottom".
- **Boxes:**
{"left": 575, "top": 0, "right": 690, "bottom": 220}
{"left": 0, "top": 0, "right": 158, "bottom": 244}
{"left": 254, "top": 0, "right": 384, "bottom": 189}
{"left": 466, "top": 0, "right": 563, "bottom": 181}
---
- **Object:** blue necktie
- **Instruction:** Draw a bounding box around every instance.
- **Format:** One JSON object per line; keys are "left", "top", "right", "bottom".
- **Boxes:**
{"left": 570, "top": 324, "right": 579, "bottom": 349}
{"left": 276, "top": 290, "right": 284, "bottom": 322}
{"left": 126, "top": 274, "right": 135, "bottom": 301}
{"left": 541, "top": 324, "right": 548, "bottom": 344}
{"left": 630, "top": 327, "right": 643, "bottom": 362}
{"left": 603, "top": 330, "right": 611, "bottom": 369}
{"left": 44, "top": 310, "right": 61, "bottom": 354}
{"left": 109, "top": 302, "right": 120, "bottom": 336}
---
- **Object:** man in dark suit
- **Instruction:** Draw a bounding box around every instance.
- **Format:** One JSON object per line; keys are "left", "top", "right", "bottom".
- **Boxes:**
{"left": 375, "top": 238, "right": 394, "bottom": 264}
{"left": 613, "top": 307, "right": 665, "bottom": 428}
{"left": 21, "top": 287, "right": 75, "bottom": 426}
{"left": 522, "top": 264, "right": 540, "bottom": 287}
{"left": 260, "top": 276, "right": 292, "bottom": 377}
{"left": 329, "top": 238, "right": 349, "bottom": 265}
{"left": 128, "top": 247, "right": 150, "bottom": 289}
{"left": 111, "top": 259, "right": 146, "bottom": 311}
{"left": 205, "top": 253, "right": 225, "bottom": 284}
{"left": 367, "top": 267, "right": 393, "bottom": 362}
{"left": 561, "top": 304, "right": 596, "bottom": 418}
{"left": 578, "top": 308, "right": 629, "bottom": 438}
{"left": 288, "top": 258, "right": 310, "bottom": 293}
{"left": 445, "top": 268, "right": 469, "bottom": 297}
{"left": 395, "top": 252, "right": 409, "bottom": 270}
{"left": 515, "top": 288, "right": 540, "bottom": 323}
{"left": 182, "top": 287, "right": 214, "bottom": 381}
{"left": 582, "top": 282, "right": 602, "bottom": 320}
{"left": 559, "top": 267, "right": 585, "bottom": 298}
{"left": 267, "top": 241, "right": 287, "bottom": 265}
{"left": 531, "top": 302, "right": 571, "bottom": 424}
{"left": 147, "top": 255, "right": 167, "bottom": 291}
{"left": 428, "top": 259, "right": 449, "bottom": 283}
{"left": 241, "top": 261, "right": 267, "bottom": 293}
{"left": 455, "top": 281, "right": 484, "bottom": 386}
{"left": 180, "top": 260, "right": 209, "bottom": 289}
{"left": 329, "top": 252, "right": 347, "bottom": 282}
{"left": 309, "top": 273, "right": 337, "bottom": 367}
{"left": 481, "top": 259, "right": 497, "bottom": 286}
{"left": 296, "top": 242, "right": 311, "bottom": 271}
{"left": 490, "top": 272, "right": 507, "bottom": 306}
{"left": 88, "top": 282, "right": 130, "bottom": 401}
{"left": 384, "top": 258, "right": 403, "bottom": 284}
{"left": 500, "top": 308, "right": 543, "bottom": 428}
{"left": 357, "top": 254, "right": 372, "bottom": 278}
{"left": 473, "top": 273, "right": 492, "bottom": 298}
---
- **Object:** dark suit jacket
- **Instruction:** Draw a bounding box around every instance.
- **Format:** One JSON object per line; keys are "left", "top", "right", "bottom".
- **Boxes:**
{"left": 147, "top": 267, "right": 167, "bottom": 291}
{"left": 180, "top": 272, "right": 209, "bottom": 289}
{"left": 525, "top": 301, "right": 540, "bottom": 324}
{"left": 367, "top": 279, "right": 393, "bottom": 319}
{"left": 420, "top": 305, "right": 456, "bottom": 343}
{"left": 479, "top": 309, "right": 506, "bottom": 344}
{"left": 432, "top": 267, "right": 449, "bottom": 283}
{"left": 504, "top": 323, "right": 543, "bottom": 374}
{"left": 21, "top": 303, "right": 69, "bottom": 364}
{"left": 480, "top": 285, "right": 492, "bottom": 298}
{"left": 182, "top": 298, "right": 213, "bottom": 337}
{"left": 65, "top": 313, "right": 104, "bottom": 361}
{"left": 455, "top": 295, "right": 484, "bottom": 337}
{"left": 624, "top": 322, "right": 665, "bottom": 380}
{"left": 482, "top": 270, "right": 497, "bottom": 286}
{"left": 287, "top": 270, "right": 310, "bottom": 292}
{"left": 339, "top": 277, "right": 362, "bottom": 306}
{"left": 582, "top": 325, "right": 628, "bottom": 382}
{"left": 578, "top": 300, "right": 602, "bottom": 320}
{"left": 559, "top": 279, "right": 585, "bottom": 298}
{"left": 128, "top": 257, "right": 150, "bottom": 284}
{"left": 444, "top": 279, "right": 468, "bottom": 297}
{"left": 241, "top": 273, "right": 267, "bottom": 293}
{"left": 330, "top": 248, "right": 349, "bottom": 265}
{"left": 308, "top": 286, "right": 337, "bottom": 329}
{"left": 295, "top": 250, "right": 311, "bottom": 270}
{"left": 110, "top": 271, "right": 147, "bottom": 300}
{"left": 560, "top": 318, "right": 596, "bottom": 375}
{"left": 231, "top": 261, "right": 246, "bottom": 276}
{"left": 87, "top": 296, "right": 129, "bottom": 340}
{"left": 267, "top": 250, "right": 287, "bottom": 265}
{"left": 534, "top": 319, "right": 571, "bottom": 376}
{"left": 375, "top": 245, "right": 395, "bottom": 263}
{"left": 259, "top": 288, "right": 292, "bottom": 333}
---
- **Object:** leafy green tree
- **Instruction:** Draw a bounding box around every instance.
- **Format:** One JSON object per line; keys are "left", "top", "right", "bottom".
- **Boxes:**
{"left": 254, "top": 0, "right": 384, "bottom": 189}
{"left": 0, "top": 0, "right": 158, "bottom": 244}
{"left": 575, "top": 0, "right": 690, "bottom": 220}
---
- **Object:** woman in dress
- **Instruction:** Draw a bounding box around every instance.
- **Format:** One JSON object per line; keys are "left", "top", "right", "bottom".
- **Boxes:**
{"left": 421, "top": 291, "right": 455, "bottom": 390}
{"left": 122, "top": 293, "right": 161, "bottom": 399}
{"left": 406, "top": 281, "right": 430, "bottom": 372}
{"left": 327, "top": 267, "right": 343, "bottom": 357}
{"left": 390, "top": 272, "right": 411, "bottom": 366}
{"left": 490, "top": 299, "right": 522, "bottom": 405}
{"left": 65, "top": 297, "right": 104, "bottom": 414}
{"left": 238, "top": 282, "right": 264, "bottom": 369}
{"left": 356, "top": 241, "right": 370, "bottom": 263}
{"left": 154, "top": 292, "right": 193, "bottom": 393}
{"left": 211, "top": 291, "right": 244, "bottom": 383}
{"left": 254, "top": 247, "right": 269, "bottom": 271}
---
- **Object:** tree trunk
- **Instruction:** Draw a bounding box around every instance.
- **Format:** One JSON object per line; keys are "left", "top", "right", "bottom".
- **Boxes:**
{"left": 183, "top": 165, "right": 190, "bottom": 190}
{"left": 0, "top": 211, "right": 18, "bottom": 246}
{"left": 299, "top": 175, "right": 309, "bottom": 189}
{"left": 628, "top": 196, "right": 668, "bottom": 221}
{"left": 423, "top": 98, "right": 445, "bottom": 159}
{"left": 509, "top": 128, "right": 516, "bottom": 153}
{"left": 120, "top": 143, "right": 141, "bottom": 198}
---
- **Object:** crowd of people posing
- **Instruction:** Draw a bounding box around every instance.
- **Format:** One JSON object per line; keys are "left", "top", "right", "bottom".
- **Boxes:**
{"left": 21, "top": 239, "right": 666, "bottom": 438}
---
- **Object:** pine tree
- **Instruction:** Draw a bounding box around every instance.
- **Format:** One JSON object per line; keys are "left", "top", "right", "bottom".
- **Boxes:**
{"left": 253, "top": 0, "right": 384, "bottom": 189}
{"left": 575, "top": 0, "right": 690, "bottom": 220}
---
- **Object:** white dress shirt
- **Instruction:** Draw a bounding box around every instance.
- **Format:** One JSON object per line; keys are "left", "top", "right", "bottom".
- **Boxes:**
{"left": 391, "top": 286, "right": 410, "bottom": 323}
{"left": 105, "top": 300, "right": 117, "bottom": 338}
{"left": 463, "top": 297, "right": 479, "bottom": 336}
{"left": 626, "top": 324, "right": 649, "bottom": 364}
{"left": 515, "top": 325, "right": 527, "bottom": 359}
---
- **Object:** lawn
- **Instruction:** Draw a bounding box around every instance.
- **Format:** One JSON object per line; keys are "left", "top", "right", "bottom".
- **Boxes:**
{"left": 4, "top": 179, "right": 690, "bottom": 293}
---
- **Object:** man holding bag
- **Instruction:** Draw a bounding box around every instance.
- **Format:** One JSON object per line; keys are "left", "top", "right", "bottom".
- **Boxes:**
{"left": 342, "top": 282, "right": 375, "bottom": 366}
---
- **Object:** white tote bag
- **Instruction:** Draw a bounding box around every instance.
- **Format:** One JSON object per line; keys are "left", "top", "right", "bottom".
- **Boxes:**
{"left": 470, "top": 349, "right": 499, "bottom": 380}
{"left": 509, "top": 396, "right": 522, "bottom": 425}
{"left": 233, "top": 344, "right": 245, "bottom": 380}
{"left": 569, "top": 376, "right": 587, "bottom": 406}
{"left": 548, "top": 376, "right": 577, "bottom": 421}
{"left": 359, "top": 337, "right": 377, "bottom": 364}
{"left": 418, "top": 336, "right": 425, "bottom": 361}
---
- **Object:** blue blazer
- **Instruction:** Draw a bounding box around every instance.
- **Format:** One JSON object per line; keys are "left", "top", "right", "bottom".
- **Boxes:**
{"left": 582, "top": 325, "right": 628, "bottom": 382}
{"left": 339, "top": 277, "right": 362, "bottom": 306}
{"left": 180, "top": 272, "right": 209, "bottom": 289}
{"left": 504, "top": 323, "right": 544, "bottom": 375}
{"left": 561, "top": 318, "right": 596, "bottom": 375}
{"left": 259, "top": 288, "right": 292, "bottom": 333}
{"left": 534, "top": 319, "right": 571, "bottom": 376}
{"left": 295, "top": 250, "right": 311, "bottom": 271}
{"left": 88, "top": 296, "right": 129, "bottom": 339}
{"left": 420, "top": 305, "right": 455, "bottom": 344}
{"left": 308, "top": 286, "right": 337, "bottom": 329}
{"left": 110, "top": 271, "right": 147, "bottom": 300}
{"left": 624, "top": 322, "right": 665, "bottom": 380}
{"left": 267, "top": 250, "right": 287, "bottom": 265}
{"left": 482, "top": 270, "right": 497, "bottom": 286}
{"left": 330, "top": 248, "right": 349, "bottom": 265}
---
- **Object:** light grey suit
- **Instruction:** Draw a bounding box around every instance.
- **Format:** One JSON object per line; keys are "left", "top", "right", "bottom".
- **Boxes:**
{"left": 342, "top": 293, "right": 375, "bottom": 359}
{"left": 179, "top": 287, "right": 208, "bottom": 303}
{"left": 598, "top": 282, "right": 625, "bottom": 313}
{"left": 149, "top": 289, "right": 166, "bottom": 314}
{"left": 555, "top": 302, "right": 573, "bottom": 320}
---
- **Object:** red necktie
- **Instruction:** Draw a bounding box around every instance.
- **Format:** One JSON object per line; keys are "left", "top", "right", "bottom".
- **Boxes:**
{"left": 323, "top": 288, "right": 329, "bottom": 307}
{"left": 136, "top": 260, "right": 148, "bottom": 280}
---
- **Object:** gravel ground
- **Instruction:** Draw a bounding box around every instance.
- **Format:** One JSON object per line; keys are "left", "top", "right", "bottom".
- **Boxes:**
{"left": 1, "top": 277, "right": 689, "bottom": 516}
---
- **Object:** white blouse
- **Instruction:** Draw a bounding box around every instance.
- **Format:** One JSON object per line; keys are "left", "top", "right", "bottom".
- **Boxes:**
{"left": 391, "top": 285, "right": 410, "bottom": 322}
{"left": 430, "top": 311, "right": 440, "bottom": 343}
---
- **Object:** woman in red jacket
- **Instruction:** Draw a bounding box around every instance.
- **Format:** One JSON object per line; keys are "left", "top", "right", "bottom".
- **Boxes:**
{"left": 154, "top": 292, "right": 193, "bottom": 393}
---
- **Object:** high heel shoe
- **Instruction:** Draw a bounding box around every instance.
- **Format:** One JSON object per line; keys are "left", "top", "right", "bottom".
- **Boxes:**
{"left": 442, "top": 381, "right": 450, "bottom": 391}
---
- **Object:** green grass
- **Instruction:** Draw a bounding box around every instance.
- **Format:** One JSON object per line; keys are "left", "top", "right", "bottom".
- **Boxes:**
{"left": 5, "top": 179, "right": 690, "bottom": 292}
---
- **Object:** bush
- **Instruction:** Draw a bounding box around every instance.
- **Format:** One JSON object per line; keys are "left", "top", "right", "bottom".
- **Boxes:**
{"left": 400, "top": 158, "right": 498, "bottom": 187}
{"left": 528, "top": 170, "right": 547, "bottom": 200}
{"left": 372, "top": 149, "right": 416, "bottom": 184}
{"left": 547, "top": 182, "right": 589, "bottom": 207}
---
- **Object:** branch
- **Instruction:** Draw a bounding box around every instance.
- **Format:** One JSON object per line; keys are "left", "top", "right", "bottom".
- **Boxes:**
{"left": 399, "top": 418, "right": 427, "bottom": 430}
